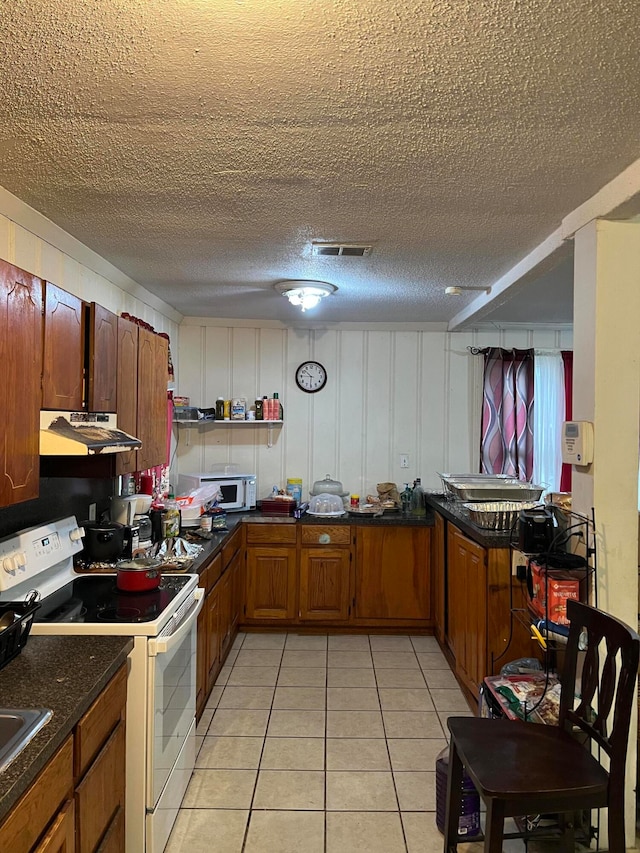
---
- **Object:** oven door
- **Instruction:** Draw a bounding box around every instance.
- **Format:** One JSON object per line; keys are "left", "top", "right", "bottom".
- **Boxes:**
{"left": 146, "top": 591, "right": 204, "bottom": 808}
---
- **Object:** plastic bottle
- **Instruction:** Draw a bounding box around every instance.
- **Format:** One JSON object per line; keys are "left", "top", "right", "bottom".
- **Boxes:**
{"left": 273, "top": 392, "right": 283, "bottom": 421}
{"left": 411, "top": 477, "right": 425, "bottom": 516}
{"left": 162, "top": 495, "right": 181, "bottom": 538}
{"left": 434, "top": 745, "right": 480, "bottom": 837}
{"left": 400, "top": 483, "right": 412, "bottom": 515}
{"left": 255, "top": 399, "right": 264, "bottom": 420}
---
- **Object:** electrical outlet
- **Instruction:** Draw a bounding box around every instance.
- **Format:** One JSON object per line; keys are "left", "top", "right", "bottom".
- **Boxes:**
{"left": 88, "top": 503, "right": 97, "bottom": 522}
{"left": 400, "top": 454, "right": 409, "bottom": 468}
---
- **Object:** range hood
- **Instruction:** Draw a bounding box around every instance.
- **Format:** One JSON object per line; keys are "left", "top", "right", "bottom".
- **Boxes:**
{"left": 40, "top": 411, "right": 142, "bottom": 456}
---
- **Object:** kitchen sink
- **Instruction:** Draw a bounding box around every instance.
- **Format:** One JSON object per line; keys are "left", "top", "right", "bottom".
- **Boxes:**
{"left": 0, "top": 708, "right": 52, "bottom": 773}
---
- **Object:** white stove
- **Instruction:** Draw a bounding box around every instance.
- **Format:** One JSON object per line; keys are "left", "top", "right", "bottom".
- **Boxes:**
{"left": 0, "top": 516, "right": 204, "bottom": 853}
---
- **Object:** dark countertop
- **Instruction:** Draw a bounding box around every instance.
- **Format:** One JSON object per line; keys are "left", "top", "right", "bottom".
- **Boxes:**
{"left": 424, "top": 493, "right": 513, "bottom": 549}
{"left": 0, "top": 635, "right": 133, "bottom": 826}
{"left": 185, "top": 508, "right": 435, "bottom": 575}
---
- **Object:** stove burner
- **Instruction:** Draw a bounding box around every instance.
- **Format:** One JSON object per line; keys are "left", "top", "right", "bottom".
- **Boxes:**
{"left": 97, "top": 606, "right": 144, "bottom": 622}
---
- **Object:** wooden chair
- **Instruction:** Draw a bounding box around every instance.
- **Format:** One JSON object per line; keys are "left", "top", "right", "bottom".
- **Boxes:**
{"left": 444, "top": 599, "right": 640, "bottom": 852}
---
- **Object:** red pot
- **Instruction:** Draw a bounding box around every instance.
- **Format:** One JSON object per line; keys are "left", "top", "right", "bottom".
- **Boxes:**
{"left": 116, "top": 560, "right": 161, "bottom": 592}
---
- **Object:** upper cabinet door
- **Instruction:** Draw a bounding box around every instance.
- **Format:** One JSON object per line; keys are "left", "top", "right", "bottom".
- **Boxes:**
{"left": 115, "top": 316, "right": 139, "bottom": 476}
{"left": 87, "top": 302, "right": 118, "bottom": 412}
{"left": 136, "top": 328, "right": 168, "bottom": 471}
{"left": 0, "top": 260, "right": 42, "bottom": 506}
{"left": 42, "top": 282, "right": 84, "bottom": 410}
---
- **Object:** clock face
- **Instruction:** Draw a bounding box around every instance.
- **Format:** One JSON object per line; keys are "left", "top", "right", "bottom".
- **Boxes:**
{"left": 295, "top": 361, "right": 327, "bottom": 393}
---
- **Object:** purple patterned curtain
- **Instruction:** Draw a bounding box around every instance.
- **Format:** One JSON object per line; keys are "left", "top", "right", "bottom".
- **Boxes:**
{"left": 480, "top": 348, "right": 534, "bottom": 479}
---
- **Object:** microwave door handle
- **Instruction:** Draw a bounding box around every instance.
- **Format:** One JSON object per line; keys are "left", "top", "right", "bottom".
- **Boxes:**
{"left": 148, "top": 588, "right": 204, "bottom": 656}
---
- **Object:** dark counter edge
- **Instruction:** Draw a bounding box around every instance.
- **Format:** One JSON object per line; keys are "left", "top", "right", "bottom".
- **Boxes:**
{"left": 0, "top": 634, "right": 133, "bottom": 826}
{"left": 424, "top": 493, "right": 512, "bottom": 549}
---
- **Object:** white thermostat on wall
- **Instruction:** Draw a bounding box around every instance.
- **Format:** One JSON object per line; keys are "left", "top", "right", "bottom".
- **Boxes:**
{"left": 561, "top": 420, "right": 594, "bottom": 465}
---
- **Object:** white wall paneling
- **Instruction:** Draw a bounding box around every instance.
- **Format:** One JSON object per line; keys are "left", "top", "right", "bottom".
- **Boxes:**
{"left": 177, "top": 321, "right": 572, "bottom": 500}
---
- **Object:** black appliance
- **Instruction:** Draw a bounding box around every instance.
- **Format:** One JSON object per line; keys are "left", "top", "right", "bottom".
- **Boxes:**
{"left": 518, "top": 507, "right": 555, "bottom": 554}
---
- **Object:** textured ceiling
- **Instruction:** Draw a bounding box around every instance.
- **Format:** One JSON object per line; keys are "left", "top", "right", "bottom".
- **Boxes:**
{"left": 1, "top": 0, "right": 640, "bottom": 325}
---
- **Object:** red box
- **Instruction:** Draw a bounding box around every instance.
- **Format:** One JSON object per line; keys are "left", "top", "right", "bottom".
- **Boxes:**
{"left": 529, "top": 561, "right": 580, "bottom": 625}
{"left": 260, "top": 499, "right": 297, "bottom": 516}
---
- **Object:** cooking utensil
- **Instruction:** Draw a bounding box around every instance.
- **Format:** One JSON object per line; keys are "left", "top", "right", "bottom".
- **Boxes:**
{"left": 463, "top": 501, "right": 540, "bottom": 530}
{"left": 116, "top": 559, "right": 161, "bottom": 592}
{"left": 81, "top": 521, "right": 126, "bottom": 561}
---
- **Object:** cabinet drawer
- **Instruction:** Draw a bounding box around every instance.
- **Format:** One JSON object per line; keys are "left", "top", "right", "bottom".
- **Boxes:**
{"left": 0, "top": 735, "right": 73, "bottom": 851}
{"left": 222, "top": 527, "right": 243, "bottom": 567}
{"left": 75, "top": 664, "right": 127, "bottom": 780}
{"left": 75, "top": 719, "right": 125, "bottom": 853}
{"left": 246, "top": 524, "right": 297, "bottom": 545}
{"left": 300, "top": 525, "right": 351, "bottom": 546}
{"left": 34, "top": 799, "right": 75, "bottom": 853}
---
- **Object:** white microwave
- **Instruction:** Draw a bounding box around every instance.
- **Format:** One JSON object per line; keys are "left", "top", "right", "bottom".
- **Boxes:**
{"left": 177, "top": 472, "right": 257, "bottom": 512}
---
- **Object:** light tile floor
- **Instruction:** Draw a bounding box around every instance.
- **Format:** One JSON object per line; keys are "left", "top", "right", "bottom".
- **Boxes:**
{"left": 166, "top": 632, "right": 490, "bottom": 853}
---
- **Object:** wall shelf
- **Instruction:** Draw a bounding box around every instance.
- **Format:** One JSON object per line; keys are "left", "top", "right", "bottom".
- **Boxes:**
{"left": 172, "top": 419, "right": 283, "bottom": 448}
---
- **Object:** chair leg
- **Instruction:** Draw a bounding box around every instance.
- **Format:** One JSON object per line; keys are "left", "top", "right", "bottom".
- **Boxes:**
{"left": 484, "top": 798, "right": 505, "bottom": 853}
{"left": 607, "top": 800, "right": 626, "bottom": 853}
{"left": 443, "top": 741, "right": 465, "bottom": 852}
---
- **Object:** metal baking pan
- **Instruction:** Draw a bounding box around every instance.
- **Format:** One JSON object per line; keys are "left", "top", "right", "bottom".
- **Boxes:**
{"left": 438, "top": 473, "right": 518, "bottom": 499}
{"left": 463, "top": 501, "right": 540, "bottom": 530}
{"left": 448, "top": 481, "right": 544, "bottom": 502}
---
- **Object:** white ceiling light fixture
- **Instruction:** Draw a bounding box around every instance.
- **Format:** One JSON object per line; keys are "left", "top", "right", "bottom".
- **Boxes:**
{"left": 445, "top": 285, "right": 492, "bottom": 296}
{"left": 275, "top": 280, "right": 338, "bottom": 312}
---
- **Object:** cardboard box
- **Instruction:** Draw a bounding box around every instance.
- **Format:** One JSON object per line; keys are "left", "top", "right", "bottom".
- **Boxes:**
{"left": 529, "top": 561, "right": 580, "bottom": 625}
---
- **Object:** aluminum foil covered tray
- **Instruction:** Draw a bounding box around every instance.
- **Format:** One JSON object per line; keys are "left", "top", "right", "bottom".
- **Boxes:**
{"left": 463, "top": 501, "right": 540, "bottom": 530}
{"left": 440, "top": 473, "right": 544, "bottom": 502}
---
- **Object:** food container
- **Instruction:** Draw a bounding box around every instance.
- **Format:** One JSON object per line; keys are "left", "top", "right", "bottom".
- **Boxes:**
{"left": 308, "top": 493, "right": 346, "bottom": 516}
{"left": 173, "top": 396, "right": 190, "bottom": 407}
{"left": 116, "top": 559, "right": 162, "bottom": 592}
{"left": 81, "top": 521, "right": 126, "bottom": 561}
{"left": 310, "top": 474, "right": 349, "bottom": 497}
{"left": 463, "top": 501, "right": 540, "bottom": 530}
{"left": 447, "top": 481, "right": 544, "bottom": 502}
{"left": 261, "top": 497, "right": 297, "bottom": 516}
{"left": 438, "top": 473, "right": 517, "bottom": 499}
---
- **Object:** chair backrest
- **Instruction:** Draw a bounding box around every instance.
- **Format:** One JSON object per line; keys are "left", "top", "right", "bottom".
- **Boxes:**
{"left": 559, "top": 599, "right": 639, "bottom": 779}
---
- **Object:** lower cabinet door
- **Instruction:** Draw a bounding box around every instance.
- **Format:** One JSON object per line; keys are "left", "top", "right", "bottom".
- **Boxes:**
{"left": 75, "top": 721, "right": 125, "bottom": 853}
{"left": 35, "top": 800, "right": 75, "bottom": 853}
{"left": 245, "top": 547, "right": 296, "bottom": 620}
{"left": 299, "top": 548, "right": 350, "bottom": 621}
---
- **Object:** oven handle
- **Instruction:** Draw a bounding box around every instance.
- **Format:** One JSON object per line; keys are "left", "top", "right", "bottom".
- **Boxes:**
{"left": 148, "top": 588, "right": 204, "bottom": 656}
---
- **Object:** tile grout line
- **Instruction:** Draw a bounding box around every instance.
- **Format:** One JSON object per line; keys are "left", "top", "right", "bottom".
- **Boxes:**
{"left": 240, "top": 635, "right": 285, "bottom": 852}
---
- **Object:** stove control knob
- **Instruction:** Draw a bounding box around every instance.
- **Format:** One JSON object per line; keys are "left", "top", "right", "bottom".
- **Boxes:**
{"left": 70, "top": 527, "right": 84, "bottom": 542}
{"left": 3, "top": 556, "right": 17, "bottom": 573}
{"left": 15, "top": 552, "right": 27, "bottom": 569}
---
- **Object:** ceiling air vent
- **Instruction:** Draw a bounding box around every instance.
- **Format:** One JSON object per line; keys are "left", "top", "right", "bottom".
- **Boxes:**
{"left": 312, "top": 243, "right": 373, "bottom": 257}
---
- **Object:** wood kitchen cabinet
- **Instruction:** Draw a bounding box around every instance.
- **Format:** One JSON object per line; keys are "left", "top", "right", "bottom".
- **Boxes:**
{"left": 42, "top": 282, "right": 85, "bottom": 411}
{"left": 115, "top": 316, "right": 139, "bottom": 476}
{"left": 353, "top": 526, "right": 431, "bottom": 624}
{"left": 0, "top": 259, "right": 42, "bottom": 507}
{"left": 447, "top": 526, "right": 486, "bottom": 698}
{"left": 136, "top": 327, "right": 168, "bottom": 471}
{"left": 244, "top": 524, "right": 297, "bottom": 621}
{"left": 299, "top": 525, "right": 351, "bottom": 622}
{"left": 432, "top": 511, "right": 446, "bottom": 644}
{"left": 196, "top": 538, "right": 243, "bottom": 720}
{"left": 445, "top": 521, "right": 534, "bottom": 700}
{"left": 86, "top": 303, "right": 117, "bottom": 413}
{"left": 0, "top": 664, "right": 127, "bottom": 853}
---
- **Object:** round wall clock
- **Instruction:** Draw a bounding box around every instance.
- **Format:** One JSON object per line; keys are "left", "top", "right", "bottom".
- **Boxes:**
{"left": 295, "top": 360, "right": 327, "bottom": 393}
